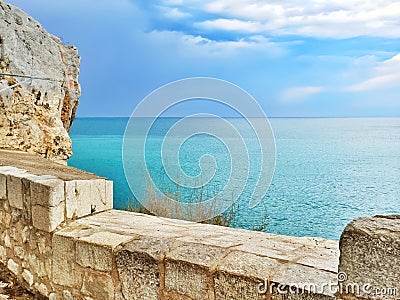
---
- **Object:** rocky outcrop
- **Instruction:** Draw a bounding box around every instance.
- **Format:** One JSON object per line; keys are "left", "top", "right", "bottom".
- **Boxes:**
{"left": 0, "top": 1, "right": 80, "bottom": 164}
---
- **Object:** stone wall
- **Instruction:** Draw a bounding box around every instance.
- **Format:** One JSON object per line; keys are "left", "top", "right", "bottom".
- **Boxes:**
{"left": 0, "top": 1, "right": 81, "bottom": 164}
{"left": 0, "top": 149, "right": 341, "bottom": 300}
{"left": 0, "top": 149, "right": 112, "bottom": 298}
{"left": 1, "top": 149, "right": 398, "bottom": 300}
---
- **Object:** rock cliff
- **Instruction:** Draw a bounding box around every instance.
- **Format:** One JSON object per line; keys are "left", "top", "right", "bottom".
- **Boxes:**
{"left": 0, "top": 1, "right": 80, "bottom": 164}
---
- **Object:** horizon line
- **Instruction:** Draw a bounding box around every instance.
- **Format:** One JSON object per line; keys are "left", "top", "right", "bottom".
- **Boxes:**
{"left": 73, "top": 115, "right": 400, "bottom": 119}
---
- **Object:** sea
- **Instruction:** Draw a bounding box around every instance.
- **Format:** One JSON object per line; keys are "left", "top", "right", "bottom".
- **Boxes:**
{"left": 68, "top": 117, "right": 400, "bottom": 240}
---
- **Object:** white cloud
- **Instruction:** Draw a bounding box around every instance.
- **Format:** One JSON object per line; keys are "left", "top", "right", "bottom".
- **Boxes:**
{"left": 195, "top": 18, "right": 263, "bottom": 33}
{"left": 163, "top": 0, "right": 400, "bottom": 38}
{"left": 164, "top": 7, "right": 191, "bottom": 19}
{"left": 147, "top": 30, "right": 287, "bottom": 57}
{"left": 347, "top": 74, "right": 400, "bottom": 91}
{"left": 280, "top": 86, "right": 324, "bottom": 103}
{"left": 347, "top": 54, "right": 400, "bottom": 91}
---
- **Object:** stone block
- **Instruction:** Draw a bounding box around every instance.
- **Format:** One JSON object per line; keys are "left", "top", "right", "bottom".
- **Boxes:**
{"left": 52, "top": 257, "right": 82, "bottom": 288}
{"left": 65, "top": 179, "right": 112, "bottom": 219}
{"left": 52, "top": 234, "right": 77, "bottom": 288}
{"left": 63, "top": 290, "right": 74, "bottom": 300}
{"left": 0, "top": 166, "right": 25, "bottom": 175}
{"left": 0, "top": 245, "right": 6, "bottom": 262}
{"left": 52, "top": 234, "right": 77, "bottom": 286}
{"left": 214, "top": 251, "right": 280, "bottom": 300}
{"left": 4, "top": 233, "right": 11, "bottom": 248}
{"left": 55, "top": 223, "right": 95, "bottom": 239}
{"left": 217, "top": 250, "right": 279, "bottom": 280}
{"left": 32, "top": 202, "right": 65, "bottom": 232}
{"left": 14, "top": 246, "right": 25, "bottom": 259}
{"left": 27, "top": 254, "right": 39, "bottom": 276}
{"left": 21, "top": 178, "right": 32, "bottom": 222}
{"left": 165, "top": 261, "right": 209, "bottom": 300}
{"left": 295, "top": 246, "right": 339, "bottom": 273}
{"left": 65, "top": 180, "right": 78, "bottom": 219}
{"left": 214, "top": 272, "right": 265, "bottom": 300}
{"left": 116, "top": 237, "right": 171, "bottom": 300}
{"left": 34, "top": 282, "right": 49, "bottom": 297}
{"left": 48, "top": 293, "right": 57, "bottom": 300}
{"left": 81, "top": 270, "right": 114, "bottom": 300}
{"left": 0, "top": 174, "right": 6, "bottom": 200}
{"left": 91, "top": 179, "right": 111, "bottom": 206}
{"left": 165, "top": 243, "right": 226, "bottom": 300}
{"left": 77, "top": 241, "right": 112, "bottom": 272}
{"left": 53, "top": 234, "right": 75, "bottom": 263}
{"left": 7, "top": 175, "right": 23, "bottom": 209}
{"left": 7, "top": 258, "right": 20, "bottom": 276}
{"left": 76, "top": 231, "right": 132, "bottom": 272}
{"left": 30, "top": 177, "right": 64, "bottom": 207}
{"left": 339, "top": 215, "right": 400, "bottom": 300}
{"left": 105, "top": 180, "right": 113, "bottom": 206}
{"left": 272, "top": 263, "right": 338, "bottom": 297}
{"left": 22, "top": 269, "right": 34, "bottom": 286}
{"left": 21, "top": 226, "right": 30, "bottom": 244}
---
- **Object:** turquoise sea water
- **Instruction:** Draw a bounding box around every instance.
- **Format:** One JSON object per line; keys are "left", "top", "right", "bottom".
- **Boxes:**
{"left": 69, "top": 117, "right": 400, "bottom": 240}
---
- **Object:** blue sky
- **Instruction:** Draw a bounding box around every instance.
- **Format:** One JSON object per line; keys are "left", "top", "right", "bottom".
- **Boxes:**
{"left": 7, "top": 0, "right": 400, "bottom": 117}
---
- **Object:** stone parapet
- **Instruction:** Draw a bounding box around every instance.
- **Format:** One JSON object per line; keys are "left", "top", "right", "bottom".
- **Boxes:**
{"left": 339, "top": 215, "right": 400, "bottom": 300}
{"left": 5, "top": 149, "right": 399, "bottom": 300}
{"left": 0, "top": 149, "right": 112, "bottom": 298}
{"left": 52, "top": 210, "right": 338, "bottom": 300}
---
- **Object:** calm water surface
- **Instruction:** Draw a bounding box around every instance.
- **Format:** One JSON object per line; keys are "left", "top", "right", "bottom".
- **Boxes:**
{"left": 69, "top": 117, "right": 400, "bottom": 240}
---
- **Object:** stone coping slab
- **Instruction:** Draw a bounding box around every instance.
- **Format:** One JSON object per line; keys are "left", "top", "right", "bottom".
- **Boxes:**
{"left": 53, "top": 210, "right": 339, "bottom": 299}
{"left": 0, "top": 149, "right": 101, "bottom": 180}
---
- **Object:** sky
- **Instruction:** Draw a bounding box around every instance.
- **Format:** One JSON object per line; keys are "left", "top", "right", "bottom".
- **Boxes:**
{"left": 6, "top": 0, "right": 400, "bottom": 117}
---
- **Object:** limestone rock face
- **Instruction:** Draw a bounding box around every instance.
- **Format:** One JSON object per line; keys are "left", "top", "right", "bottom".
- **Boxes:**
{"left": 0, "top": 1, "right": 81, "bottom": 164}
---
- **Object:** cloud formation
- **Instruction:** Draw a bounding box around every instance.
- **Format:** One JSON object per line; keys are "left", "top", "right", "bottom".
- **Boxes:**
{"left": 149, "top": 0, "right": 400, "bottom": 39}
{"left": 6, "top": 0, "right": 399, "bottom": 116}
{"left": 347, "top": 54, "right": 400, "bottom": 91}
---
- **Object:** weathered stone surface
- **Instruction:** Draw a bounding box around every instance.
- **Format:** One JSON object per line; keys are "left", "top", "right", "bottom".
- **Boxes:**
{"left": 30, "top": 178, "right": 64, "bottom": 207}
{"left": 77, "top": 241, "right": 113, "bottom": 272}
{"left": 214, "top": 272, "right": 265, "bottom": 300}
{"left": 52, "top": 234, "right": 75, "bottom": 263}
{"left": 32, "top": 201, "right": 64, "bottom": 232}
{"left": 7, "top": 258, "right": 19, "bottom": 276}
{"left": 0, "top": 2, "right": 81, "bottom": 163}
{"left": 0, "top": 173, "right": 5, "bottom": 200}
{"left": 81, "top": 270, "right": 114, "bottom": 300}
{"left": 339, "top": 215, "right": 400, "bottom": 300}
{"left": 116, "top": 237, "right": 171, "bottom": 300}
{"left": 22, "top": 268, "right": 34, "bottom": 286}
{"left": 0, "top": 154, "right": 344, "bottom": 300}
{"left": 272, "top": 263, "right": 337, "bottom": 297}
{"left": 165, "top": 243, "right": 226, "bottom": 300}
{"left": 52, "top": 234, "right": 82, "bottom": 288}
{"left": 0, "top": 149, "right": 102, "bottom": 181}
{"left": 34, "top": 282, "right": 49, "bottom": 297}
{"left": 217, "top": 251, "right": 279, "bottom": 281}
{"left": 6, "top": 174, "right": 23, "bottom": 209}
{"left": 0, "top": 245, "right": 6, "bottom": 262}
{"left": 65, "top": 179, "right": 113, "bottom": 219}
{"left": 76, "top": 231, "right": 131, "bottom": 272}
{"left": 214, "top": 251, "right": 279, "bottom": 300}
